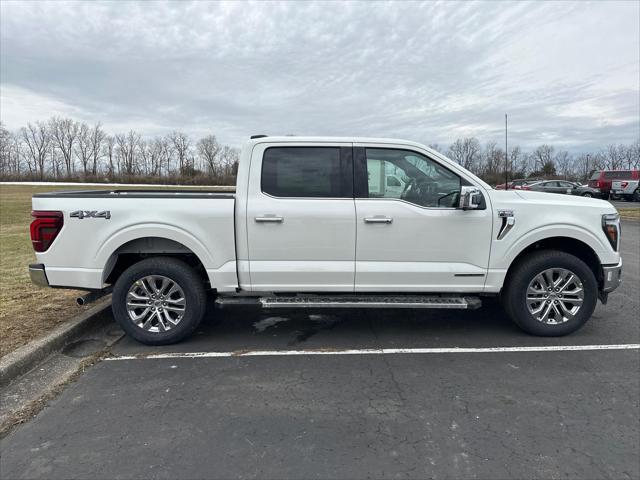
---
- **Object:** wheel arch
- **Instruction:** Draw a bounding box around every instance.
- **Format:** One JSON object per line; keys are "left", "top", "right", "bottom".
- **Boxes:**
{"left": 504, "top": 236, "right": 603, "bottom": 289}
{"left": 102, "top": 236, "right": 210, "bottom": 288}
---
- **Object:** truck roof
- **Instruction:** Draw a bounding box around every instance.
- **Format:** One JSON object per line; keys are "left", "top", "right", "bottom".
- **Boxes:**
{"left": 245, "top": 136, "right": 428, "bottom": 148}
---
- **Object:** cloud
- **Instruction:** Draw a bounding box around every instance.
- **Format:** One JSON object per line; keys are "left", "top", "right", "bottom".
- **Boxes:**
{"left": 1, "top": 0, "right": 638, "bottom": 151}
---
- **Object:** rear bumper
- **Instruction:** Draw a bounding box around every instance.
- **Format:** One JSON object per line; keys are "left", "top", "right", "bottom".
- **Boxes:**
{"left": 602, "top": 259, "right": 622, "bottom": 293}
{"left": 29, "top": 263, "right": 49, "bottom": 287}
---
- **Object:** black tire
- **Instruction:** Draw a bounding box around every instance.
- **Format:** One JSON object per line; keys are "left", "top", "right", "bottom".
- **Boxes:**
{"left": 503, "top": 250, "right": 598, "bottom": 336}
{"left": 581, "top": 192, "right": 593, "bottom": 198}
{"left": 112, "top": 257, "right": 207, "bottom": 345}
{"left": 634, "top": 189, "right": 640, "bottom": 202}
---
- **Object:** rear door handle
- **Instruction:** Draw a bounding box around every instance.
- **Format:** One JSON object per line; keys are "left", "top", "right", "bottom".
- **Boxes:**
{"left": 363, "top": 216, "right": 393, "bottom": 224}
{"left": 255, "top": 216, "right": 284, "bottom": 223}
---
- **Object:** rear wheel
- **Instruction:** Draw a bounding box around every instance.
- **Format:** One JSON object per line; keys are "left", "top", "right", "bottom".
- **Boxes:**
{"left": 634, "top": 189, "right": 640, "bottom": 202}
{"left": 581, "top": 192, "right": 593, "bottom": 198}
{"left": 503, "top": 250, "right": 597, "bottom": 336}
{"left": 112, "top": 257, "right": 207, "bottom": 345}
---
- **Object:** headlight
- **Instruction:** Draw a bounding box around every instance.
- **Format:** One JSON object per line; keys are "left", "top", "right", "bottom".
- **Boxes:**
{"left": 602, "top": 213, "right": 620, "bottom": 251}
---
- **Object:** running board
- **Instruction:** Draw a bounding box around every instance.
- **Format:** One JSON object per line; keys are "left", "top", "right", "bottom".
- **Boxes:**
{"left": 216, "top": 295, "right": 481, "bottom": 310}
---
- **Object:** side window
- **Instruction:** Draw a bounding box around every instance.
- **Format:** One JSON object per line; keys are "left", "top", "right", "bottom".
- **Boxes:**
{"left": 365, "top": 148, "right": 461, "bottom": 208}
{"left": 605, "top": 171, "right": 632, "bottom": 179}
{"left": 261, "top": 147, "right": 350, "bottom": 198}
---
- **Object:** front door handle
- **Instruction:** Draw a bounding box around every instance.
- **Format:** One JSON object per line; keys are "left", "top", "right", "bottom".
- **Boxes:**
{"left": 363, "top": 216, "right": 393, "bottom": 224}
{"left": 255, "top": 216, "right": 284, "bottom": 223}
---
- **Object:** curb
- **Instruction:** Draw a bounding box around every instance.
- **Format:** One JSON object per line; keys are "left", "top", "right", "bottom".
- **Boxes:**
{"left": 0, "top": 298, "right": 112, "bottom": 388}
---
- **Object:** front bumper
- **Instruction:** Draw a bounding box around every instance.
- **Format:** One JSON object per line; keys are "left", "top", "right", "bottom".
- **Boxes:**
{"left": 602, "top": 259, "right": 622, "bottom": 293}
{"left": 29, "top": 263, "right": 49, "bottom": 287}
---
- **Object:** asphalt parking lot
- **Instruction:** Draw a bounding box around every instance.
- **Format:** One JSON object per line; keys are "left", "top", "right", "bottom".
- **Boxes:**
{"left": 2, "top": 220, "right": 639, "bottom": 480}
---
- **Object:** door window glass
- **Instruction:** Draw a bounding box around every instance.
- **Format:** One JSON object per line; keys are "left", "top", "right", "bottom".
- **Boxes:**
{"left": 262, "top": 147, "right": 348, "bottom": 198}
{"left": 365, "top": 149, "right": 461, "bottom": 208}
{"left": 604, "top": 171, "right": 632, "bottom": 179}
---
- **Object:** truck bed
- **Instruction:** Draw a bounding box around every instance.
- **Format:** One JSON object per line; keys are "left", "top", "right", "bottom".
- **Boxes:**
{"left": 32, "top": 189, "right": 238, "bottom": 291}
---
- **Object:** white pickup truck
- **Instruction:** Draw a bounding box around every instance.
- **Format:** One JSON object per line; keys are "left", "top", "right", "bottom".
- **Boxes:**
{"left": 611, "top": 179, "right": 640, "bottom": 202}
{"left": 29, "top": 136, "right": 623, "bottom": 344}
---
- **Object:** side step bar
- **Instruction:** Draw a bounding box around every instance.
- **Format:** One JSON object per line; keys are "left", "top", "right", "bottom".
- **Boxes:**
{"left": 217, "top": 295, "right": 481, "bottom": 310}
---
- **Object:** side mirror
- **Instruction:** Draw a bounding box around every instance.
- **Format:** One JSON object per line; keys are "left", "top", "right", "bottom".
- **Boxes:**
{"left": 459, "top": 186, "right": 483, "bottom": 210}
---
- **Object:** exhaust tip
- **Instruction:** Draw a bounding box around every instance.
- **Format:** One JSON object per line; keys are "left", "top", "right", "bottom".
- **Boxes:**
{"left": 76, "top": 296, "right": 86, "bottom": 306}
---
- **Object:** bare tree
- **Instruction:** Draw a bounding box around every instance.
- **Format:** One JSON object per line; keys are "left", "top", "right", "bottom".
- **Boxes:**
{"left": 602, "top": 144, "right": 625, "bottom": 170}
{"left": 89, "top": 123, "right": 106, "bottom": 175}
{"left": 0, "top": 122, "right": 13, "bottom": 176}
{"left": 3, "top": 129, "right": 24, "bottom": 176}
{"left": 483, "top": 141, "right": 504, "bottom": 176}
{"left": 139, "top": 137, "right": 166, "bottom": 176}
{"left": 49, "top": 117, "right": 79, "bottom": 177}
{"left": 21, "top": 122, "right": 50, "bottom": 179}
{"left": 169, "top": 131, "right": 191, "bottom": 173}
{"left": 448, "top": 137, "right": 481, "bottom": 170}
{"left": 219, "top": 145, "right": 240, "bottom": 178}
{"left": 197, "top": 135, "right": 221, "bottom": 175}
{"left": 115, "top": 130, "right": 141, "bottom": 176}
{"left": 532, "top": 144, "right": 554, "bottom": 173}
{"left": 105, "top": 135, "right": 116, "bottom": 178}
{"left": 76, "top": 122, "right": 92, "bottom": 176}
{"left": 554, "top": 150, "right": 572, "bottom": 179}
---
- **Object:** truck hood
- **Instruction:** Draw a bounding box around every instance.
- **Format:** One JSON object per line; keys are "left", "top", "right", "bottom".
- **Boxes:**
{"left": 487, "top": 190, "right": 617, "bottom": 219}
{"left": 515, "top": 189, "right": 610, "bottom": 206}
{"left": 487, "top": 189, "right": 616, "bottom": 212}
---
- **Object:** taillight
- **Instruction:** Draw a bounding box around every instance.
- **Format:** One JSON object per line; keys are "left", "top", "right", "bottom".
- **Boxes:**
{"left": 521, "top": 185, "right": 531, "bottom": 190}
{"left": 30, "top": 211, "right": 63, "bottom": 252}
{"left": 597, "top": 181, "right": 602, "bottom": 188}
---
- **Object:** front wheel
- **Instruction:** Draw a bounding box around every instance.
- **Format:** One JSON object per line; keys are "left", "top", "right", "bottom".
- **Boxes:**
{"left": 582, "top": 192, "right": 593, "bottom": 198}
{"left": 112, "top": 257, "right": 207, "bottom": 345}
{"left": 503, "top": 250, "right": 598, "bottom": 336}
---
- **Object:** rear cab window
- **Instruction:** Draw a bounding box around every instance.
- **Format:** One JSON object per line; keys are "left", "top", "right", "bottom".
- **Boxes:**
{"left": 261, "top": 147, "right": 353, "bottom": 198}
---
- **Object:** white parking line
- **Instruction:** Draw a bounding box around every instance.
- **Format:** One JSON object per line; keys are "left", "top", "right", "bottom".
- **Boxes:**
{"left": 105, "top": 344, "right": 640, "bottom": 361}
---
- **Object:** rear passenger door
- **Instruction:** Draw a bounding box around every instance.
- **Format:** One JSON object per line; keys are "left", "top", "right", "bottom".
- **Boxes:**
{"left": 246, "top": 143, "right": 356, "bottom": 291}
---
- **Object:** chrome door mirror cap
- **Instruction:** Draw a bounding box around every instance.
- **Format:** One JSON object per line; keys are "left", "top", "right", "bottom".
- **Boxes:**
{"left": 459, "top": 186, "right": 483, "bottom": 210}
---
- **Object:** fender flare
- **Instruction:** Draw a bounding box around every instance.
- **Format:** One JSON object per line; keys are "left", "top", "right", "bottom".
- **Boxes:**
{"left": 499, "top": 223, "right": 609, "bottom": 270}
{"left": 95, "top": 223, "right": 216, "bottom": 280}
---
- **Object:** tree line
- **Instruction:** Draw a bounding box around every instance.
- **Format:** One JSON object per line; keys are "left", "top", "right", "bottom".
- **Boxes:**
{"left": 1, "top": 117, "right": 638, "bottom": 186}
{"left": 0, "top": 118, "right": 240, "bottom": 185}
{"left": 431, "top": 137, "right": 639, "bottom": 186}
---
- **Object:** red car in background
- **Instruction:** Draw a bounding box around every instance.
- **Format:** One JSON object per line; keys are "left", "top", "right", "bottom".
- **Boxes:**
{"left": 588, "top": 169, "right": 640, "bottom": 198}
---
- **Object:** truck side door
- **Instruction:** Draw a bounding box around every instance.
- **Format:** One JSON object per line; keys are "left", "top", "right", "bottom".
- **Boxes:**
{"left": 353, "top": 145, "right": 493, "bottom": 292}
{"left": 245, "top": 143, "right": 356, "bottom": 291}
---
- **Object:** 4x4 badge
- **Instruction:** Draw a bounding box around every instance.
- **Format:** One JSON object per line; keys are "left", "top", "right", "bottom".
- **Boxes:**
{"left": 70, "top": 210, "right": 111, "bottom": 220}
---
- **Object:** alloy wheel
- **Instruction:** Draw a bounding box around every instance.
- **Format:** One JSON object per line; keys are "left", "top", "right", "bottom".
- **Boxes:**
{"left": 526, "top": 268, "right": 584, "bottom": 324}
{"left": 126, "top": 275, "right": 186, "bottom": 332}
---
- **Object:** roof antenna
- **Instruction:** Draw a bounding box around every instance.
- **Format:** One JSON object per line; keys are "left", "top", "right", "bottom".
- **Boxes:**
{"left": 504, "top": 114, "right": 509, "bottom": 190}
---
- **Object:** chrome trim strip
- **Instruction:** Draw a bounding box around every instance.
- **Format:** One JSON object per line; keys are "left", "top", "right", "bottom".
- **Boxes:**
{"left": 602, "top": 259, "right": 622, "bottom": 293}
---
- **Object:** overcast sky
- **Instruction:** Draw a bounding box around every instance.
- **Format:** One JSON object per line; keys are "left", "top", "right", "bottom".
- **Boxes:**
{"left": 1, "top": 1, "right": 638, "bottom": 151}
